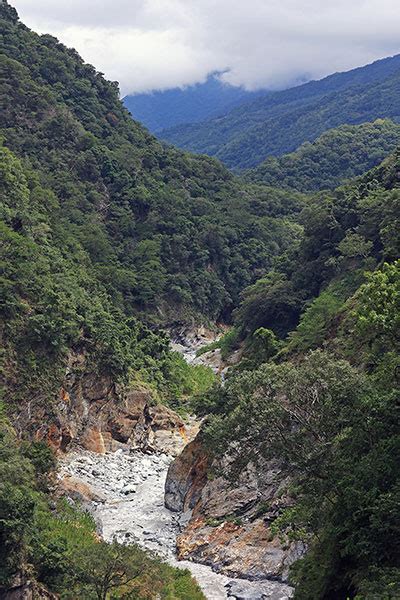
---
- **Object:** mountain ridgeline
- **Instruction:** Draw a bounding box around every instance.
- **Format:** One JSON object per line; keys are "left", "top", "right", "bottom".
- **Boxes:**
{"left": 0, "top": 1, "right": 399, "bottom": 600}
{"left": 161, "top": 54, "right": 400, "bottom": 169}
{"left": 123, "top": 73, "right": 266, "bottom": 133}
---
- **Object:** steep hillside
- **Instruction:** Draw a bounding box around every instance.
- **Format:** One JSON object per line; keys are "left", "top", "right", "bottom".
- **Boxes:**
{"left": 1, "top": 2, "right": 399, "bottom": 598}
{"left": 123, "top": 73, "right": 265, "bottom": 133}
{"left": 0, "top": 0, "right": 306, "bottom": 429}
{"left": 161, "top": 54, "right": 400, "bottom": 169}
{"left": 246, "top": 119, "right": 400, "bottom": 192}
{"left": 235, "top": 148, "right": 400, "bottom": 341}
{"left": 0, "top": 2, "right": 301, "bottom": 596}
{"left": 179, "top": 151, "right": 400, "bottom": 599}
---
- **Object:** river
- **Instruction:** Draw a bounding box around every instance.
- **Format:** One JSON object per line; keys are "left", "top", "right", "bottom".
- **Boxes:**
{"left": 59, "top": 329, "right": 293, "bottom": 599}
{"left": 60, "top": 449, "right": 293, "bottom": 600}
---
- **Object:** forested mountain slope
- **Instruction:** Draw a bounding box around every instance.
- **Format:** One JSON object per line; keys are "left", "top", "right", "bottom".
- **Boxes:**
{"left": 190, "top": 150, "right": 400, "bottom": 599}
{"left": 0, "top": 0, "right": 305, "bottom": 415}
{"left": 161, "top": 54, "right": 400, "bottom": 169}
{"left": 0, "top": 2, "right": 301, "bottom": 596}
{"left": 246, "top": 119, "right": 400, "bottom": 192}
{"left": 123, "top": 73, "right": 265, "bottom": 133}
{"left": 1, "top": 2, "right": 399, "bottom": 599}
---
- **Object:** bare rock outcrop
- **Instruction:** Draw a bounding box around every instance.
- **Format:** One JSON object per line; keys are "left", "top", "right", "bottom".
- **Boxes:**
{"left": 0, "top": 574, "right": 58, "bottom": 600}
{"left": 20, "top": 349, "right": 191, "bottom": 455}
{"left": 165, "top": 438, "right": 305, "bottom": 582}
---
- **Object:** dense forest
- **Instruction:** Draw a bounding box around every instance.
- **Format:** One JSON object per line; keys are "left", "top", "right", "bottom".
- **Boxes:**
{"left": 194, "top": 150, "right": 400, "bottom": 598}
{"left": 246, "top": 119, "right": 400, "bottom": 192}
{"left": 0, "top": 0, "right": 304, "bottom": 412}
{"left": 0, "top": 3, "right": 302, "bottom": 595}
{"left": 161, "top": 54, "right": 400, "bottom": 169}
{"left": 0, "top": 1, "right": 399, "bottom": 599}
{"left": 124, "top": 73, "right": 265, "bottom": 133}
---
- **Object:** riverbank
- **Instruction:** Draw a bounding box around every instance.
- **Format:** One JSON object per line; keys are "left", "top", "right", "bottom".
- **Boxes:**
{"left": 59, "top": 448, "right": 293, "bottom": 600}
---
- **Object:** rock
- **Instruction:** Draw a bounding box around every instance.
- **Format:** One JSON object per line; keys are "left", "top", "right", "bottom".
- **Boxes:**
{"left": 226, "top": 579, "right": 293, "bottom": 600}
{"left": 58, "top": 446, "right": 294, "bottom": 600}
{"left": 122, "top": 484, "right": 137, "bottom": 495}
{"left": 166, "top": 438, "right": 304, "bottom": 582}
{"left": 165, "top": 437, "right": 210, "bottom": 512}
{"left": 81, "top": 427, "right": 106, "bottom": 454}
{"left": 1, "top": 574, "right": 58, "bottom": 599}
{"left": 57, "top": 475, "right": 105, "bottom": 503}
{"left": 178, "top": 509, "right": 193, "bottom": 528}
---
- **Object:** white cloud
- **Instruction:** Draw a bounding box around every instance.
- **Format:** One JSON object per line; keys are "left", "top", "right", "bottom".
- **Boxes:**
{"left": 11, "top": 0, "right": 400, "bottom": 96}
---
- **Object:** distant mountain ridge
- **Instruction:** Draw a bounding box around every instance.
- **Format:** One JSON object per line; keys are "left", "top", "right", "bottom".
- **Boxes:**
{"left": 161, "top": 54, "right": 400, "bottom": 169}
{"left": 123, "top": 73, "right": 267, "bottom": 133}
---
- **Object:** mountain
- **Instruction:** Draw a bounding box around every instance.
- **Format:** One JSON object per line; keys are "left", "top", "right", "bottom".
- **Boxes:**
{"left": 0, "top": 2, "right": 306, "bottom": 595}
{"left": 123, "top": 72, "right": 266, "bottom": 133}
{"left": 1, "top": 2, "right": 399, "bottom": 599}
{"left": 245, "top": 119, "right": 400, "bottom": 192}
{"left": 161, "top": 54, "right": 400, "bottom": 169}
{"left": 186, "top": 149, "right": 400, "bottom": 599}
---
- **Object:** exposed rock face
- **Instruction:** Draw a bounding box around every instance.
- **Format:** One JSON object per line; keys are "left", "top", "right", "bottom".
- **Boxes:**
{"left": 26, "top": 350, "right": 191, "bottom": 455}
{"left": 0, "top": 575, "right": 57, "bottom": 600}
{"left": 170, "top": 324, "right": 242, "bottom": 379}
{"left": 165, "top": 439, "right": 305, "bottom": 582}
{"left": 60, "top": 449, "right": 294, "bottom": 600}
{"left": 165, "top": 437, "right": 210, "bottom": 512}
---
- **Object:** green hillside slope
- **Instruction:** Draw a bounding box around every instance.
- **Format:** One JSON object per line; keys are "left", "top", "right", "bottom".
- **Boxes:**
{"left": 162, "top": 55, "right": 400, "bottom": 169}
{"left": 246, "top": 119, "right": 400, "bottom": 192}
{"left": 196, "top": 150, "right": 400, "bottom": 599}
{"left": 0, "top": 0, "right": 305, "bottom": 411}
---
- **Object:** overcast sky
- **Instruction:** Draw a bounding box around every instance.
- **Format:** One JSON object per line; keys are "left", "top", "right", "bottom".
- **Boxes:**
{"left": 12, "top": 0, "right": 400, "bottom": 96}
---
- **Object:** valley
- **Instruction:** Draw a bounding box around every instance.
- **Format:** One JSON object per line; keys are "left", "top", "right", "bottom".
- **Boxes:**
{"left": 0, "top": 2, "right": 399, "bottom": 599}
{"left": 59, "top": 446, "right": 293, "bottom": 600}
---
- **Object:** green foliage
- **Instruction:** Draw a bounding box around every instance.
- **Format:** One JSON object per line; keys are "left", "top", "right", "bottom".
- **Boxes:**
{"left": 0, "top": 410, "right": 38, "bottom": 586}
{"left": 196, "top": 327, "right": 241, "bottom": 360}
{"left": 285, "top": 285, "right": 345, "bottom": 353}
{"left": 195, "top": 159, "right": 400, "bottom": 599}
{"left": 1, "top": 6, "right": 400, "bottom": 600}
{"left": 162, "top": 55, "right": 400, "bottom": 169}
{"left": 0, "top": 14, "right": 305, "bottom": 322}
{"left": 0, "top": 4, "right": 305, "bottom": 416}
{"left": 160, "top": 352, "right": 216, "bottom": 411}
{"left": 333, "top": 261, "right": 400, "bottom": 371}
{"left": 239, "top": 327, "right": 281, "bottom": 369}
{"left": 200, "top": 352, "right": 400, "bottom": 599}
{"left": 234, "top": 272, "right": 304, "bottom": 338}
{"left": 352, "top": 261, "right": 400, "bottom": 349}
{"left": 247, "top": 120, "right": 400, "bottom": 191}
{"left": 233, "top": 150, "right": 400, "bottom": 341}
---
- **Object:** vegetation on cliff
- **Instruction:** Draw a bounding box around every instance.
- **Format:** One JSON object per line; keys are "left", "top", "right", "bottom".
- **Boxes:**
{"left": 195, "top": 152, "right": 400, "bottom": 598}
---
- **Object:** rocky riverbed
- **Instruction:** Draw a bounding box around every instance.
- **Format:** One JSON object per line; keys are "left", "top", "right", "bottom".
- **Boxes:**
{"left": 60, "top": 448, "right": 293, "bottom": 600}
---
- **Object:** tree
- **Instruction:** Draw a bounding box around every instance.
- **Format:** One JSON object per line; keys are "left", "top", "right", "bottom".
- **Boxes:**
{"left": 74, "top": 541, "right": 152, "bottom": 600}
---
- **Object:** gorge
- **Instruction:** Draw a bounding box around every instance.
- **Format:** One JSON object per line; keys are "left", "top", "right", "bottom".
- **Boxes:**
{"left": 1, "top": 2, "right": 399, "bottom": 599}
